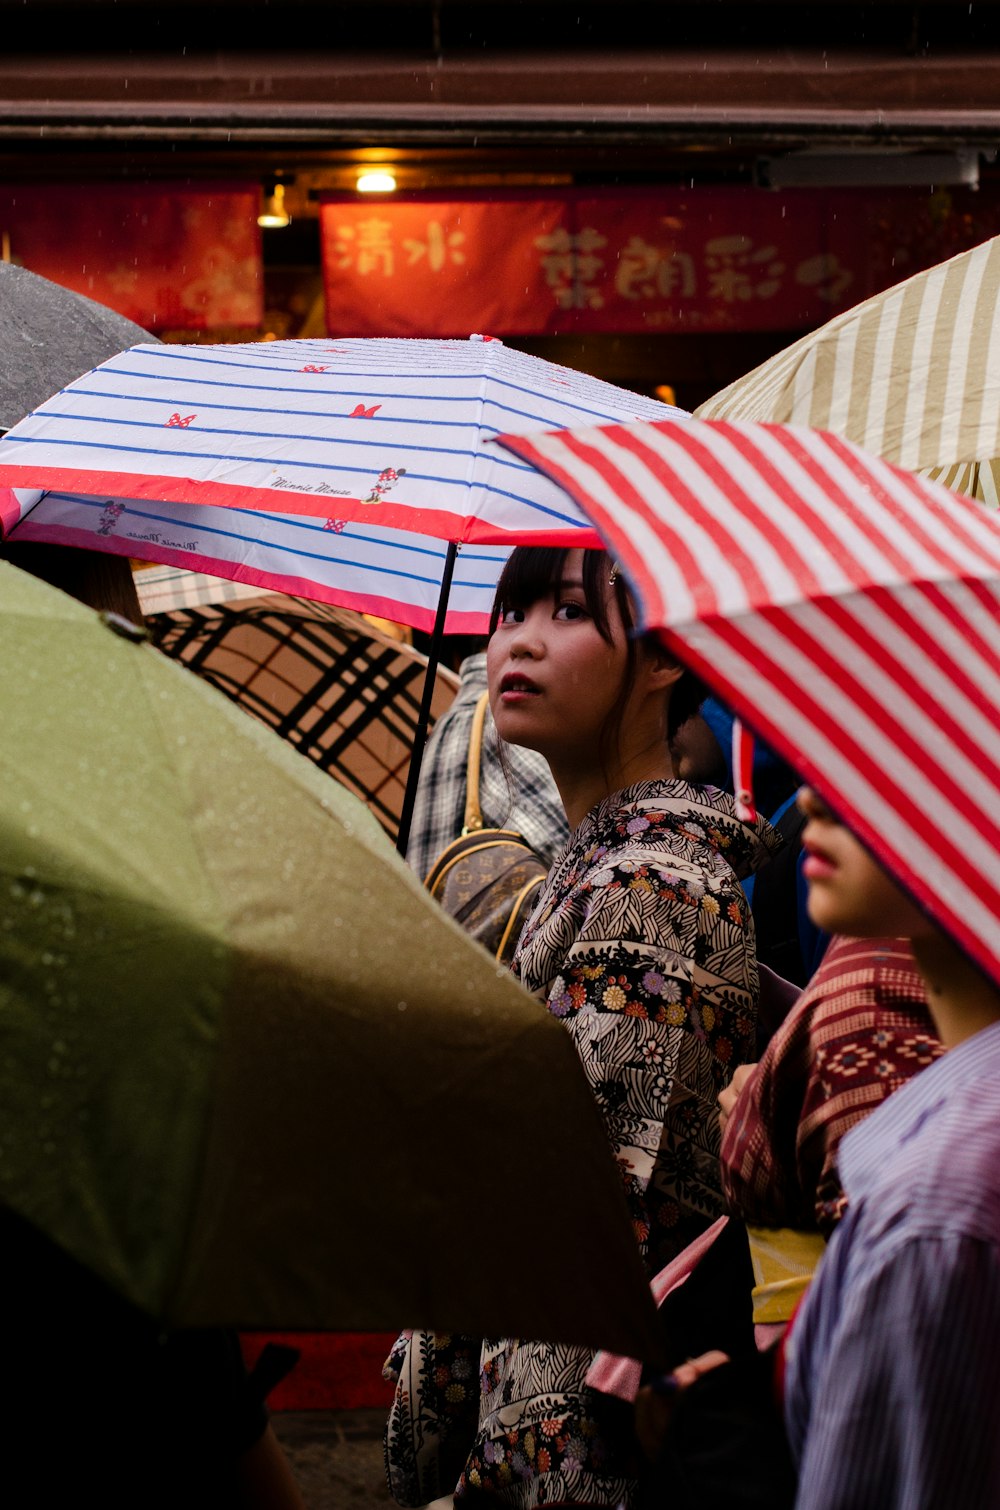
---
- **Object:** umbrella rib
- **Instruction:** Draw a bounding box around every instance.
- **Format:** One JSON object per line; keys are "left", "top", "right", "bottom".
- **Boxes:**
{"left": 11, "top": 412, "right": 540, "bottom": 475}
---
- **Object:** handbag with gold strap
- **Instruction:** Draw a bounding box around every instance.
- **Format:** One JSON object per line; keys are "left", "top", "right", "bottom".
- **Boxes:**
{"left": 424, "top": 693, "right": 549, "bottom": 965}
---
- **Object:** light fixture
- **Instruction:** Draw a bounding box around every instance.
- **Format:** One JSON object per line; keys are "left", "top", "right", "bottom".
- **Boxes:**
{"left": 258, "top": 182, "right": 291, "bottom": 229}
{"left": 757, "top": 150, "right": 985, "bottom": 191}
{"left": 357, "top": 170, "right": 398, "bottom": 195}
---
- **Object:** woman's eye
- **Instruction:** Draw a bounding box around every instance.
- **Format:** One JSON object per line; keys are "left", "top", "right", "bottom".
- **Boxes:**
{"left": 501, "top": 607, "right": 525, "bottom": 624}
{"left": 554, "top": 601, "right": 586, "bottom": 621}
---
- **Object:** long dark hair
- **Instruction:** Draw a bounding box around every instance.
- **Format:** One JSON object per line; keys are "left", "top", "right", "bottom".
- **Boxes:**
{"left": 489, "top": 545, "right": 705, "bottom": 771}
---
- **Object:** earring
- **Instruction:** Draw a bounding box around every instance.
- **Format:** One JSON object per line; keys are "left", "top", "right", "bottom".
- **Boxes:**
{"left": 608, "top": 562, "right": 620, "bottom": 587}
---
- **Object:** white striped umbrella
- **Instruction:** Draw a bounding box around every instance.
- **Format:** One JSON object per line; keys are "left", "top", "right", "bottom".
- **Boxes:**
{"left": 697, "top": 236, "right": 1000, "bottom": 509}
{"left": 0, "top": 336, "right": 681, "bottom": 600}
{"left": 0, "top": 336, "right": 681, "bottom": 851}
{"left": 0, "top": 334, "right": 682, "bottom": 631}
{"left": 1, "top": 485, "right": 509, "bottom": 636}
{"left": 499, "top": 417, "right": 1000, "bottom": 990}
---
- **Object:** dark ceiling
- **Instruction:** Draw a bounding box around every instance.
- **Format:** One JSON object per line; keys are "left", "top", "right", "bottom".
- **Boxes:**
{"left": 3, "top": 2, "right": 1000, "bottom": 54}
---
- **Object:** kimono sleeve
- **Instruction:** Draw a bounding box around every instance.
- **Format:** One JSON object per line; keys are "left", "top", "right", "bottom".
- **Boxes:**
{"left": 383, "top": 1329, "right": 481, "bottom": 1506}
{"left": 542, "top": 855, "right": 741, "bottom": 1236}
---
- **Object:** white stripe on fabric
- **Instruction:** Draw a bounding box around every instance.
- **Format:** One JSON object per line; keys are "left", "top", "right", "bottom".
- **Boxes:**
{"left": 532, "top": 421, "right": 1000, "bottom": 628}
{"left": 896, "top": 262, "right": 947, "bottom": 469}
{"left": 792, "top": 596, "right": 1000, "bottom": 838}
{"left": 714, "top": 606, "right": 998, "bottom": 886}
{"left": 979, "top": 460, "right": 1000, "bottom": 509}
{"left": 757, "top": 423, "right": 1000, "bottom": 576}
{"left": 933, "top": 576, "right": 1000, "bottom": 668}
{"left": 517, "top": 433, "right": 708, "bottom": 621}
{"left": 822, "top": 317, "right": 859, "bottom": 436}
{"left": 847, "top": 587, "right": 1000, "bottom": 755}
{"left": 607, "top": 428, "right": 811, "bottom": 607}
{"left": 971, "top": 328, "right": 1000, "bottom": 466}
{"left": 636, "top": 425, "right": 858, "bottom": 603}
{"left": 860, "top": 450, "right": 1000, "bottom": 568}
{"left": 936, "top": 243, "right": 990, "bottom": 466}
{"left": 729, "top": 426, "right": 929, "bottom": 587}
{"left": 785, "top": 340, "right": 819, "bottom": 426}
{"left": 859, "top": 288, "right": 908, "bottom": 461}
{"left": 677, "top": 616, "right": 1000, "bottom": 954}
{"left": 633, "top": 423, "right": 981, "bottom": 611}
{"left": 741, "top": 347, "right": 797, "bottom": 422}
{"left": 16, "top": 492, "right": 508, "bottom": 628}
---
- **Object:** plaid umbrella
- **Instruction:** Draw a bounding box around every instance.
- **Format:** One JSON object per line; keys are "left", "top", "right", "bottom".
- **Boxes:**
{"left": 499, "top": 417, "right": 1000, "bottom": 990}
{"left": 145, "top": 591, "right": 459, "bottom": 845}
{"left": 697, "top": 235, "right": 1000, "bottom": 509}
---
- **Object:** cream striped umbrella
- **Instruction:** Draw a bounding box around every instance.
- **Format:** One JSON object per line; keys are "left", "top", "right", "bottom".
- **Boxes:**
{"left": 696, "top": 237, "right": 1000, "bottom": 508}
{"left": 499, "top": 417, "right": 1000, "bottom": 991}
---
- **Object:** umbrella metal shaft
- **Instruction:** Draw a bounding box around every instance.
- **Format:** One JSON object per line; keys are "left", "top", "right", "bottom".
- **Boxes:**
{"left": 396, "top": 539, "right": 458, "bottom": 858}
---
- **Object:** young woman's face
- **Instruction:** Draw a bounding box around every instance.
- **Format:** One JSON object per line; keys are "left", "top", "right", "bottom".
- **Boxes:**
{"left": 486, "top": 548, "right": 629, "bottom": 761}
{"left": 798, "top": 786, "right": 928, "bottom": 939}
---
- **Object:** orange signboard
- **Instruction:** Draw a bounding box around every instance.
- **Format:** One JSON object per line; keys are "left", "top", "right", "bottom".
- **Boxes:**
{"left": 321, "top": 186, "right": 1000, "bottom": 337}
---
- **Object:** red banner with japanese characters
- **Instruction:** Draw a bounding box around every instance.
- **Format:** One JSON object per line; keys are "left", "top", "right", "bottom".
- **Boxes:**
{"left": 321, "top": 186, "right": 1000, "bottom": 337}
{"left": 0, "top": 182, "right": 263, "bottom": 330}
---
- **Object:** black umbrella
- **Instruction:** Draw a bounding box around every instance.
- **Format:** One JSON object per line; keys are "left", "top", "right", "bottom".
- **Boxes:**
{"left": 0, "top": 261, "right": 156, "bottom": 431}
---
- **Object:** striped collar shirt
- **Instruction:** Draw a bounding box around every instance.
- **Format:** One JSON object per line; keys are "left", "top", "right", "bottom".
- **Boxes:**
{"left": 785, "top": 1017, "right": 1000, "bottom": 1509}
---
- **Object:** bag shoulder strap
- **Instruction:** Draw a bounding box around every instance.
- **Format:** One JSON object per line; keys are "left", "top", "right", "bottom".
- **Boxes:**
{"left": 462, "top": 692, "right": 490, "bottom": 834}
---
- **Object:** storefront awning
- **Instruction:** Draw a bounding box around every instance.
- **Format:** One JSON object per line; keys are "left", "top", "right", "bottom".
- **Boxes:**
{"left": 2, "top": 50, "right": 1000, "bottom": 144}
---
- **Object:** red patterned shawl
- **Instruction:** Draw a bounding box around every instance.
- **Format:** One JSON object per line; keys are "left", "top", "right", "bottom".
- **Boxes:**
{"left": 720, "top": 935, "right": 943, "bottom": 1236}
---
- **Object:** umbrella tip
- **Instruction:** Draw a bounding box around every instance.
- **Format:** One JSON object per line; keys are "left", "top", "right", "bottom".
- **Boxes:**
{"left": 99, "top": 610, "right": 149, "bottom": 644}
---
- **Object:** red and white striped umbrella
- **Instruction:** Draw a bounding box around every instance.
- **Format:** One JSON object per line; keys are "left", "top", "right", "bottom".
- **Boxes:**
{"left": 499, "top": 418, "right": 1000, "bottom": 990}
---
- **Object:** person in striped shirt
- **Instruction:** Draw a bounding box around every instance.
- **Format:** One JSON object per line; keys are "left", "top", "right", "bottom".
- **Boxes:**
{"left": 639, "top": 786, "right": 1000, "bottom": 1509}
{"left": 785, "top": 786, "right": 1000, "bottom": 1508}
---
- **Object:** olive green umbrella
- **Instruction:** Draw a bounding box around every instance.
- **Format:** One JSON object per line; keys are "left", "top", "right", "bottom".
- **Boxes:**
{"left": 0, "top": 561, "right": 658, "bottom": 1361}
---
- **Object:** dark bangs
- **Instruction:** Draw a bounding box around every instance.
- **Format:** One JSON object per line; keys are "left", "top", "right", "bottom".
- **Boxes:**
{"left": 488, "top": 543, "right": 707, "bottom": 779}
{"left": 489, "top": 545, "right": 633, "bottom": 643}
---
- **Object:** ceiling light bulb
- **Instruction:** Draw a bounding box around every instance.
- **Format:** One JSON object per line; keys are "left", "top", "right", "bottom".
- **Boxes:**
{"left": 357, "top": 171, "right": 397, "bottom": 194}
{"left": 258, "top": 183, "right": 290, "bottom": 229}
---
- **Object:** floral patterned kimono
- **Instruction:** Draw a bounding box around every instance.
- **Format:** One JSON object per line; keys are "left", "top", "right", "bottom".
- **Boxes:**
{"left": 385, "top": 780, "right": 780, "bottom": 1509}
